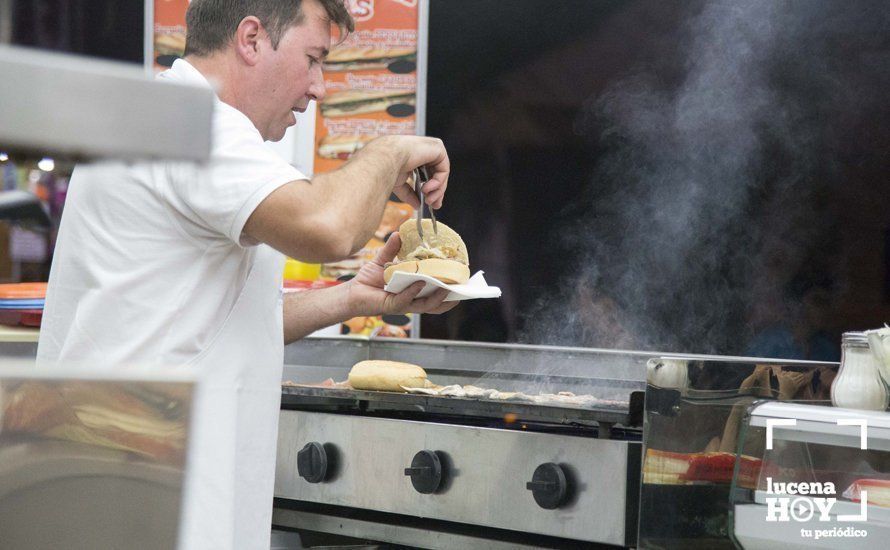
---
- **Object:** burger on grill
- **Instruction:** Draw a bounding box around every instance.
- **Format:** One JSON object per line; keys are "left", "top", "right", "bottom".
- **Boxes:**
{"left": 384, "top": 219, "right": 470, "bottom": 285}
{"left": 348, "top": 360, "right": 428, "bottom": 392}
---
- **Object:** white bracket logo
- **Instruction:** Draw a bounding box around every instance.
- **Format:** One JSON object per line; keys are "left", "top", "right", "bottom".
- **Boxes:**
{"left": 765, "top": 418, "right": 797, "bottom": 450}
{"left": 764, "top": 417, "right": 870, "bottom": 525}
{"left": 765, "top": 418, "right": 869, "bottom": 450}
{"left": 837, "top": 419, "right": 869, "bottom": 450}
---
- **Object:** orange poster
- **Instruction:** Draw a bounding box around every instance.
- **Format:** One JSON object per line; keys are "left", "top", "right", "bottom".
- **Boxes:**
{"left": 315, "top": 0, "right": 424, "bottom": 338}
{"left": 152, "top": 0, "right": 189, "bottom": 72}
{"left": 314, "top": 0, "right": 421, "bottom": 172}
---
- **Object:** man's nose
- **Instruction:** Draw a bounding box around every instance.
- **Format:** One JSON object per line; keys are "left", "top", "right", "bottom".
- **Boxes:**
{"left": 309, "top": 73, "right": 326, "bottom": 102}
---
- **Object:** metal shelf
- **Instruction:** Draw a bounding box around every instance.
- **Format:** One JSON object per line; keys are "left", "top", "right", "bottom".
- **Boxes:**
{"left": 0, "top": 45, "right": 212, "bottom": 162}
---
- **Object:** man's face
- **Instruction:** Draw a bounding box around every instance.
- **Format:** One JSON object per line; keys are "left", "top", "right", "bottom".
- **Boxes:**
{"left": 257, "top": 0, "right": 331, "bottom": 141}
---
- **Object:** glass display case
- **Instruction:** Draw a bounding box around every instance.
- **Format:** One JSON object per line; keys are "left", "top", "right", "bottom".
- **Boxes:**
{"left": 730, "top": 401, "right": 890, "bottom": 549}
{"left": 0, "top": 365, "right": 196, "bottom": 550}
{"left": 639, "top": 357, "right": 838, "bottom": 548}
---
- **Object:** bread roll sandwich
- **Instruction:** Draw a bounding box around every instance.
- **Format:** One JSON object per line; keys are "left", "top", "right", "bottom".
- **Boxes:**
{"left": 324, "top": 46, "right": 416, "bottom": 72}
{"left": 375, "top": 201, "right": 414, "bottom": 240}
{"left": 384, "top": 219, "right": 470, "bottom": 285}
{"left": 154, "top": 32, "right": 186, "bottom": 56}
{"left": 348, "top": 360, "right": 428, "bottom": 392}
{"left": 320, "top": 89, "right": 416, "bottom": 118}
{"left": 3, "top": 381, "right": 187, "bottom": 463}
{"left": 317, "top": 134, "right": 375, "bottom": 160}
{"left": 322, "top": 237, "right": 384, "bottom": 279}
{"left": 643, "top": 449, "right": 765, "bottom": 488}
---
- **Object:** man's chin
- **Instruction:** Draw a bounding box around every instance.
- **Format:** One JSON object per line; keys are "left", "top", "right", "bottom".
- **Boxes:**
{"left": 269, "top": 111, "right": 298, "bottom": 142}
{"left": 268, "top": 126, "right": 291, "bottom": 143}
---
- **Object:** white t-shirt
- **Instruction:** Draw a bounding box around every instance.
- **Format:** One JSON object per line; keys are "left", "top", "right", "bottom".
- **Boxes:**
{"left": 37, "top": 59, "right": 306, "bottom": 367}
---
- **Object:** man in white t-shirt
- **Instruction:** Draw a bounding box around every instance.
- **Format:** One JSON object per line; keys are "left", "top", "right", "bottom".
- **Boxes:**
{"left": 37, "top": 1, "right": 455, "bottom": 548}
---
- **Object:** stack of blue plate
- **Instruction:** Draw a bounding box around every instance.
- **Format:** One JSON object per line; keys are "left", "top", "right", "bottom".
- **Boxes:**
{"left": 0, "top": 283, "right": 47, "bottom": 327}
{"left": 0, "top": 298, "right": 44, "bottom": 309}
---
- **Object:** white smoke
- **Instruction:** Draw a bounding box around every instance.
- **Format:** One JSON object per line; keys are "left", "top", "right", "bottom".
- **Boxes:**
{"left": 522, "top": 0, "right": 890, "bottom": 354}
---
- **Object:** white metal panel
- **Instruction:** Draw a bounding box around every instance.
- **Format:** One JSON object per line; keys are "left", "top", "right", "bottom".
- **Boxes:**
{"left": 0, "top": 45, "right": 213, "bottom": 162}
{"left": 276, "top": 410, "right": 633, "bottom": 545}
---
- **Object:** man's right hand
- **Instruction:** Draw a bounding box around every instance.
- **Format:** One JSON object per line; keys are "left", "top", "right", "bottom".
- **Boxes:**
{"left": 343, "top": 232, "right": 457, "bottom": 318}
{"left": 373, "top": 135, "right": 450, "bottom": 210}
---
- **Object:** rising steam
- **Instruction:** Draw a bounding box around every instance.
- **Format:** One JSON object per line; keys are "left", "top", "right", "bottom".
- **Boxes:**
{"left": 521, "top": 0, "right": 890, "bottom": 355}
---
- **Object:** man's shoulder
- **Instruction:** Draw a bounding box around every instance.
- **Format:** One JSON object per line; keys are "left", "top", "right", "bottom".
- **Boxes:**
{"left": 67, "top": 160, "right": 152, "bottom": 192}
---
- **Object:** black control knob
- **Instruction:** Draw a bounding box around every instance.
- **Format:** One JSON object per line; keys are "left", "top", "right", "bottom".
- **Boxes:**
{"left": 297, "top": 442, "right": 328, "bottom": 483}
{"left": 404, "top": 450, "right": 444, "bottom": 494}
{"left": 526, "top": 463, "right": 569, "bottom": 509}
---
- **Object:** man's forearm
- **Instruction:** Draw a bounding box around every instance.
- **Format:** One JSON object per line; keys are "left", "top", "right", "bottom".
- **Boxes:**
{"left": 283, "top": 284, "right": 356, "bottom": 344}
{"left": 244, "top": 135, "right": 444, "bottom": 264}
{"left": 313, "top": 137, "right": 406, "bottom": 253}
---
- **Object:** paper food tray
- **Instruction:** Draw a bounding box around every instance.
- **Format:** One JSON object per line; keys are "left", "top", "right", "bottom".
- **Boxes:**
{"left": 384, "top": 270, "right": 501, "bottom": 302}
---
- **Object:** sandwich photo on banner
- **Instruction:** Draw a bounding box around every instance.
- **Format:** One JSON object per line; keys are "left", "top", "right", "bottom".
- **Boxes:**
{"left": 317, "top": 134, "right": 376, "bottom": 160}
{"left": 324, "top": 45, "right": 417, "bottom": 72}
{"left": 320, "top": 89, "right": 416, "bottom": 117}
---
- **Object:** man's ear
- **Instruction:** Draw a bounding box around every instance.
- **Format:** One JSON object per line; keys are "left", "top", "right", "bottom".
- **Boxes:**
{"left": 234, "top": 16, "right": 265, "bottom": 66}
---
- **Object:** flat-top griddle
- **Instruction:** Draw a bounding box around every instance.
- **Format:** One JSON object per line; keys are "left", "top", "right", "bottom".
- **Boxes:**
{"left": 281, "top": 383, "right": 642, "bottom": 427}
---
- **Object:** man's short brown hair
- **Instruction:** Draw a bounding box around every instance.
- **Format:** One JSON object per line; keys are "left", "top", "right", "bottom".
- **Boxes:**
{"left": 184, "top": 0, "right": 354, "bottom": 57}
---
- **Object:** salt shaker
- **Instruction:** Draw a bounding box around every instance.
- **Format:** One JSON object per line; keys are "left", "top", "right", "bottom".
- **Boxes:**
{"left": 646, "top": 358, "right": 688, "bottom": 390}
{"left": 831, "top": 331, "right": 890, "bottom": 411}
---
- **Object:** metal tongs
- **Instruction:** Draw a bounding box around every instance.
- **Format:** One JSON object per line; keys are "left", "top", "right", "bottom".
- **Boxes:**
{"left": 413, "top": 166, "right": 437, "bottom": 245}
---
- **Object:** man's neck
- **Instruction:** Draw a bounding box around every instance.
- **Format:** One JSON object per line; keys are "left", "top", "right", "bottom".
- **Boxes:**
{"left": 184, "top": 54, "right": 237, "bottom": 104}
{"left": 185, "top": 53, "right": 264, "bottom": 135}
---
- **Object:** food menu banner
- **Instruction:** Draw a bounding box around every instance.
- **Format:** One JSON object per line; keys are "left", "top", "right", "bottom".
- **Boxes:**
{"left": 314, "top": 0, "right": 422, "bottom": 172}
{"left": 314, "top": 0, "right": 425, "bottom": 339}
{"left": 152, "top": 0, "right": 189, "bottom": 73}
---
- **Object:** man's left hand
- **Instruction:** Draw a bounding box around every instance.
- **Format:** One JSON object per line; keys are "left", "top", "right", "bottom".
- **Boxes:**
{"left": 344, "top": 233, "right": 458, "bottom": 317}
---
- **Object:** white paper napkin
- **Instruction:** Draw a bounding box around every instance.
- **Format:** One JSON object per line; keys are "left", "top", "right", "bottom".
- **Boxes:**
{"left": 384, "top": 270, "right": 501, "bottom": 302}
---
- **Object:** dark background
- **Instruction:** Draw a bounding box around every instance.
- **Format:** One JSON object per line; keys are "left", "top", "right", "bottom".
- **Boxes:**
{"left": 423, "top": 0, "right": 626, "bottom": 345}
{"left": 421, "top": 0, "right": 890, "bottom": 360}
{"left": 9, "top": 0, "right": 144, "bottom": 63}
